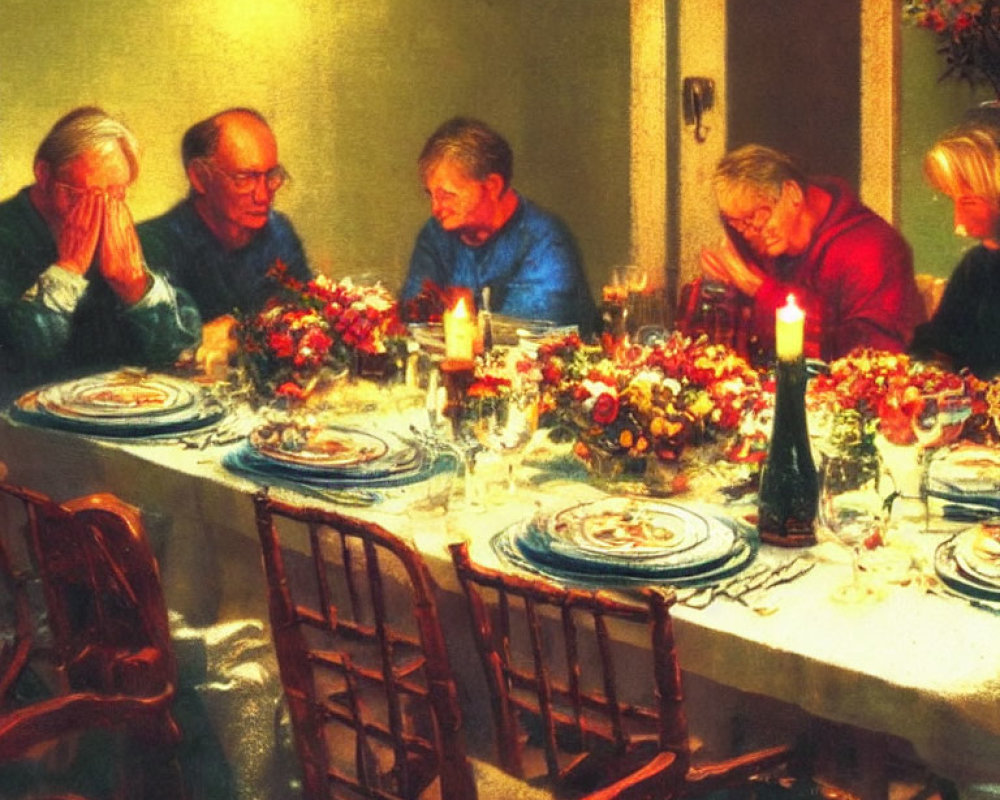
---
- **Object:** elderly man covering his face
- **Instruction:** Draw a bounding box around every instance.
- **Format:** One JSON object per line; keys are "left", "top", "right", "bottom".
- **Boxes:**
{"left": 0, "top": 106, "right": 200, "bottom": 393}
{"left": 138, "top": 107, "right": 312, "bottom": 373}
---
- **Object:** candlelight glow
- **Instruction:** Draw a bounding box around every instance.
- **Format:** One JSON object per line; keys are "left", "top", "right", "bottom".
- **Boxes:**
{"left": 775, "top": 294, "right": 804, "bottom": 361}
{"left": 443, "top": 295, "right": 476, "bottom": 361}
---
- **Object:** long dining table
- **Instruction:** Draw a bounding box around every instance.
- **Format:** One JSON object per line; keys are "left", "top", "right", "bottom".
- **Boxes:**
{"left": 2, "top": 379, "right": 1000, "bottom": 800}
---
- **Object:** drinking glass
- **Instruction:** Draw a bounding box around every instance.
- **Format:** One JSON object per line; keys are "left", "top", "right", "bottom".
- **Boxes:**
{"left": 911, "top": 389, "right": 972, "bottom": 529}
{"left": 818, "top": 452, "right": 893, "bottom": 604}
{"left": 474, "top": 388, "right": 539, "bottom": 495}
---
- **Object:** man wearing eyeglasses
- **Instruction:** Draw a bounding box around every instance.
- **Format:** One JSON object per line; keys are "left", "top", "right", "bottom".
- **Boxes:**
{"left": 0, "top": 106, "right": 200, "bottom": 393}
{"left": 138, "top": 107, "right": 311, "bottom": 373}
{"left": 698, "top": 144, "right": 924, "bottom": 363}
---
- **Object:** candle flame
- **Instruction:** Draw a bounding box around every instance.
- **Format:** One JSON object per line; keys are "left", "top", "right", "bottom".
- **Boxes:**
{"left": 453, "top": 296, "right": 469, "bottom": 318}
{"left": 783, "top": 293, "right": 799, "bottom": 311}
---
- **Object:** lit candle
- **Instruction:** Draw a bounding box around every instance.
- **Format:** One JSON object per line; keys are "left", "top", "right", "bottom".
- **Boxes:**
{"left": 443, "top": 295, "right": 476, "bottom": 361}
{"left": 775, "top": 294, "right": 804, "bottom": 361}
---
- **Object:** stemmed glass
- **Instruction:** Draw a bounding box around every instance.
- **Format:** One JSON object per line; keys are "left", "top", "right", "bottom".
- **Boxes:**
{"left": 818, "top": 410, "right": 897, "bottom": 604}
{"left": 911, "top": 389, "right": 972, "bottom": 529}
{"left": 473, "top": 385, "right": 539, "bottom": 496}
{"left": 819, "top": 452, "right": 895, "bottom": 604}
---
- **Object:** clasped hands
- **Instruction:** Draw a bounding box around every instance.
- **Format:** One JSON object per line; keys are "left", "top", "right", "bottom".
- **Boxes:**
{"left": 699, "top": 235, "right": 765, "bottom": 298}
{"left": 54, "top": 189, "right": 149, "bottom": 306}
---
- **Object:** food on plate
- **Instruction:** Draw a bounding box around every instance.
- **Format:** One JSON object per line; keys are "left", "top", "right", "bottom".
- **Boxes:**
{"left": 971, "top": 523, "right": 1000, "bottom": 561}
{"left": 250, "top": 419, "right": 388, "bottom": 465}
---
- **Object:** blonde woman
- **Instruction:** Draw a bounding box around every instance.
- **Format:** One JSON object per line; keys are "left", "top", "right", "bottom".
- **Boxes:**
{"left": 910, "top": 124, "right": 1000, "bottom": 378}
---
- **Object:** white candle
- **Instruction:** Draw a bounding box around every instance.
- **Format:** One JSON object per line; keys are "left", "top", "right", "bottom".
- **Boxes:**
{"left": 775, "top": 294, "right": 804, "bottom": 361}
{"left": 443, "top": 296, "right": 476, "bottom": 361}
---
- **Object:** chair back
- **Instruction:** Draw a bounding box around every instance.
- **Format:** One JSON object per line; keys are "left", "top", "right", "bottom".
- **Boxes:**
{"left": 0, "top": 482, "right": 181, "bottom": 799}
{"left": 449, "top": 541, "right": 690, "bottom": 797}
{"left": 252, "top": 490, "right": 477, "bottom": 800}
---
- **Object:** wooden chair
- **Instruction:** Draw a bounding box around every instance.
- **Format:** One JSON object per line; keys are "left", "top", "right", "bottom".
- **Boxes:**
{"left": 252, "top": 489, "right": 478, "bottom": 800}
{"left": 0, "top": 482, "right": 183, "bottom": 799}
{"left": 449, "top": 541, "right": 798, "bottom": 799}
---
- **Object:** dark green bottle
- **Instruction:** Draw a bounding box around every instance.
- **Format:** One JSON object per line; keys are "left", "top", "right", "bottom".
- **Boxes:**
{"left": 757, "top": 357, "right": 818, "bottom": 546}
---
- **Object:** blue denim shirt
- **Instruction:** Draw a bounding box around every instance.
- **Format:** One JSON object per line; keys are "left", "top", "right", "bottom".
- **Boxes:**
{"left": 400, "top": 195, "right": 597, "bottom": 333}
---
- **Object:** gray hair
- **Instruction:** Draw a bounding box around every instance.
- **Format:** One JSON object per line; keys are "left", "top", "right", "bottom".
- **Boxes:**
{"left": 418, "top": 117, "right": 513, "bottom": 189}
{"left": 34, "top": 106, "right": 141, "bottom": 181}
{"left": 713, "top": 144, "right": 808, "bottom": 208}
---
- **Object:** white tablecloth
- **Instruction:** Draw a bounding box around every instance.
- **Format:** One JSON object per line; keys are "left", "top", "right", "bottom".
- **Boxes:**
{"left": 2, "top": 400, "right": 1000, "bottom": 797}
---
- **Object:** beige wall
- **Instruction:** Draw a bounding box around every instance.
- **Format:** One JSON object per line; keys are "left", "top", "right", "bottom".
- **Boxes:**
{"left": 0, "top": 0, "right": 632, "bottom": 295}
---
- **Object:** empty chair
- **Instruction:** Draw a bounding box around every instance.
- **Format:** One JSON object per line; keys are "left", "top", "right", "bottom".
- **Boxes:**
{"left": 0, "top": 482, "right": 183, "bottom": 799}
{"left": 449, "top": 541, "right": 797, "bottom": 799}
{"left": 252, "top": 489, "right": 477, "bottom": 800}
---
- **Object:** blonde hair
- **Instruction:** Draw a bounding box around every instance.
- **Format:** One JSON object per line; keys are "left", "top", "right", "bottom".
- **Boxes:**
{"left": 712, "top": 144, "right": 807, "bottom": 208}
{"left": 34, "top": 106, "right": 141, "bottom": 182}
{"left": 923, "top": 125, "right": 1000, "bottom": 207}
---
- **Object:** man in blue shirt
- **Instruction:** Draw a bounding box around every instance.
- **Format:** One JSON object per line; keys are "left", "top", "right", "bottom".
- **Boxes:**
{"left": 139, "top": 108, "right": 311, "bottom": 371}
{"left": 400, "top": 117, "right": 596, "bottom": 333}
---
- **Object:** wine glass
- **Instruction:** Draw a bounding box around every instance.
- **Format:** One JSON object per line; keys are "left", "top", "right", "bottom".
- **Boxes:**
{"left": 473, "top": 387, "right": 540, "bottom": 496}
{"left": 911, "top": 389, "right": 972, "bottom": 530}
{"left": 818, "top": 451, "right": 893, "bottom": 604}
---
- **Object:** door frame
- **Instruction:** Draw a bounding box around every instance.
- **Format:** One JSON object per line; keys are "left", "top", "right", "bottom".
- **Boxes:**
{"left": 629, "top": 0, "right": 900, "bottom": 312}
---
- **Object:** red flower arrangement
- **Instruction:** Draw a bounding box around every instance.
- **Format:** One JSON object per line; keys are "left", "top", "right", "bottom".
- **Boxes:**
{"left": 535, "top": 331, "right": 763, "bottom": 469}
{"left": 807, "top": 348, "right": 988, "bottom": 445}
{"left": 240, "top": 261, "right": 409, "bottom": 401}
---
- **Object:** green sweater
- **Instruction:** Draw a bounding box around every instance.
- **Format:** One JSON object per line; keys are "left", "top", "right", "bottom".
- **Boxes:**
{"left": 0, "top": 188, "right": 201, "bottom": 393}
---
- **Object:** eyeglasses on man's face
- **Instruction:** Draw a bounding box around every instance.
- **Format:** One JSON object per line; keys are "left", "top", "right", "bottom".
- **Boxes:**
{"left": 722, "top": 203, "right": 775, "bottom": 236}
{"left": 54, "top": 181, "right": 128, "bottom": 202}
{"left": 203, "top": 161, "right": 289, "bottom": 194}
{"left": 721, "top": 185, "right": 787, "bottom": 237}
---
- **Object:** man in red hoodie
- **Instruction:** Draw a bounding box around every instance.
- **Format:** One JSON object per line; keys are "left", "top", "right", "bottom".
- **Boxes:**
{"left": 699, "top": 144, "right": 925, "bottom": 363}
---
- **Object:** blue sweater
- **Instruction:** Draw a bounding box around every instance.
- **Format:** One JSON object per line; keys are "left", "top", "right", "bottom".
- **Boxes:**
{"left": 400, "top": 195, "right": 597, "bottom": 333}
{"left": 138, "top": 199, "right": 312, "bottom": 322}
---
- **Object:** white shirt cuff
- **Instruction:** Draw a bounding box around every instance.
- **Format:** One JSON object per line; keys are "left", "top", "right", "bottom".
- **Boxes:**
{"left": 24, "top": 264, "right": 89, "bottom": 314}
{"left": 130, "top": 271, "right": 174, "bottom": 310}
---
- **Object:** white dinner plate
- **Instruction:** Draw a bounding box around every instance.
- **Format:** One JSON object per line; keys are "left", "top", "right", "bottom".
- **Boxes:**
{"left": 249, "top": 423, "right": 390, "bottom": 469}
{"left": 36, "top": 371, "right": 198, "bottom": 420}
{"left": 952, "top": 524, "right": 1000, "bottom": 584}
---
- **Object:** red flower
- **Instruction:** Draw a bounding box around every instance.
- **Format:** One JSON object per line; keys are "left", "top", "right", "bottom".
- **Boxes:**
{"left": 591, "top": 392, "right": 620, "bottom": 426}
{"left": 267, "top": 331, "right": 295, "bottom": 359}
{"left": 275, "top": 381, "right": 305, "bottom": 399}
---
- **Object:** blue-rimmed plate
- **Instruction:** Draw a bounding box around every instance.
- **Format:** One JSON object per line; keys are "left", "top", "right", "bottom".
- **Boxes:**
{"left": 935, "top": 534, "right": 1000, "bottom": 603}
{"left": 493, "top": 512, "right": 757, "bottom": 588}
{"left": 928, "top": 445, "right": 1000, "bottom": 501}
{"left": 511, "top": 498, "right": 740, "bottom": 579}
{"left": 12, "top": 371, "right": 225, "bottom": 437}
{"left": 36, "top": 371, "right": 198, "bottom": 420}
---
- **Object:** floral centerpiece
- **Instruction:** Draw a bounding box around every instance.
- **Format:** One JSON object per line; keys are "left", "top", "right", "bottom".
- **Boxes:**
{"left": 535, "top": 331, "right": 764, "bottom": 478}
{"left": 807, "top": 348, "right": 991, "bottom": 444}
{"left": 904, "top": 0, "right": 1000, "bottom": 95}
{"left": 239, "top": 261, "right": 409, "bottom": 403}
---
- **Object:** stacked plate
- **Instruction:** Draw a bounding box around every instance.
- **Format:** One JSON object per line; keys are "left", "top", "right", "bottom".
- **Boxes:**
{"left": 223, "top": 422, "right": 454, "bottom": 491}
{"left": 11, "top": 370, "right": 225, "bottom": 437}
{"left": 927, "top": 445, "right": 1000, "bottom": 511}
{"left": 936, "top": 524, "right": 1000, "bottom": 602}
{"left": 493, "top": 496, "right": 756, "bottom": 587}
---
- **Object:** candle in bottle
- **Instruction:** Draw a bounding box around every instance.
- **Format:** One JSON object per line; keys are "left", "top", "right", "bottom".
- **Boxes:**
{"left": 775, "top": 294, "right": 804, "bottom": 361}
{"left": 443, "top": 295, "right": 476, "bottom": 362}
{"left": 758, "top": 292, "right": 817, "bottom": 546}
